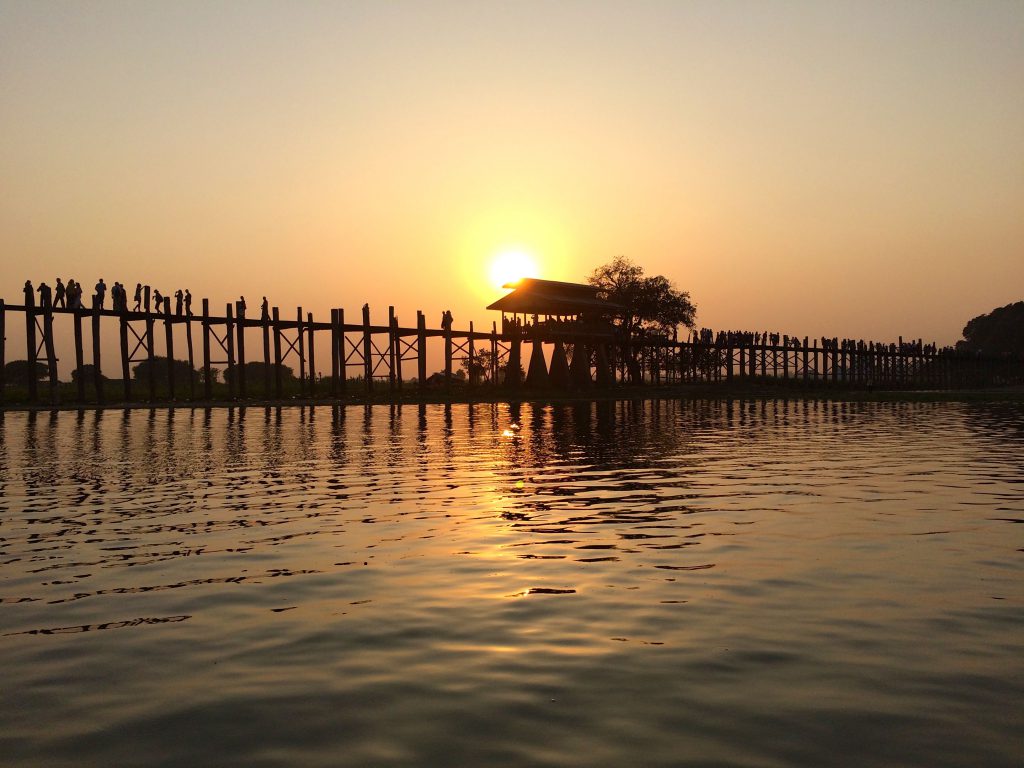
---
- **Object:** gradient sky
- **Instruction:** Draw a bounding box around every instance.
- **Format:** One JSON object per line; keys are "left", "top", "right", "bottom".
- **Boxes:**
{"left": 2, "top": 0, "right": 1022, "bottom": 345}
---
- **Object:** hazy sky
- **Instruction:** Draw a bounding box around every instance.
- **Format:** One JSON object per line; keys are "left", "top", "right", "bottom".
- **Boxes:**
{"left": 2, "top": 0, "right": 1022, "bottom": 344}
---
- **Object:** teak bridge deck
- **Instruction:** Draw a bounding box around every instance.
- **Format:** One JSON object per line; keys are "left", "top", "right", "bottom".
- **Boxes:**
{"left": 0, "top": 296, "right": 1020, "bottom": 406}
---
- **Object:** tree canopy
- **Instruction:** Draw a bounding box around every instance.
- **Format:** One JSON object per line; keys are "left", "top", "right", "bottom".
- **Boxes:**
{"left": 957, "top": 301, "right": 1024, "bottom": 356}
{"left": 3, "top": 360, "right": 48, "bottom": 386}
{"left": 587, "top": 257, "right": 697, "bottom": 383}
{"left": 588, "top": 256, "right": 696, "bottom": 335}
{"left": 132, "top": 356, "right": 199, "bottom": 384}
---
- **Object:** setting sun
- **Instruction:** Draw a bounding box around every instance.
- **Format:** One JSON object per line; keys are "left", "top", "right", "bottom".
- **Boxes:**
{"left": 489, "top": 249, "right": 539, "bottom": 289}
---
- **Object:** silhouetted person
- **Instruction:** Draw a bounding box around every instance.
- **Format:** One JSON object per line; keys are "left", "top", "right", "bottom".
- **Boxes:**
{"left": 441, "top": 310, "right": 453, "bottom": 330}
{"left": 133, "top": 283, "right": 142, "bottom": 311}
{"left": 37, "top": 282, "right": 52, "bottom": 308}
{"left": 95, "top": 278, "right": 107, "bottom": 309}
{"left": 175, "top": 289, "right": 183, "bottom": 316}
{"left": 184, "top": 289, "right": 192, "bottom": 316}
{"left": 153, "top": 289, "right": 163, "bottom": 311}
{"left": 24, "top": 280, "right": 34, "bottom": 308}
{"left": 72, "top": 280, "right": 83, "bottom": 309}
{"left": 238, "top": 296, "right": 246, "bottom": 315}
{"left": 261, "top": 296, "right": 269, "bottom": 321}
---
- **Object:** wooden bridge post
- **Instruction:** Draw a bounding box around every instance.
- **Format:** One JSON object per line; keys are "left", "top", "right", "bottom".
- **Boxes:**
{"left": 337, "top": 308, "right": 347, "bottom": 395}
{"left": 296, "top": 307, "right": 306, "bottom": 397}
{"left": 164, "top": 299, "right": 175, "bottom": 400}
{"left": 91, "top": 302, "right": 104, "bottom": 403}
{"left": 417, "top": 311, "right": 427, "bottom": 388}
{"left": 444, "top": 311, "right": 453, "bottom": 391}
{"left": 330, "top": 309, "right": 340, "bottom": 397}
{"left": 802, "top": 337, "right": 810, "bottom": 383}
{"left": 144, "top": 286, "right": 151, "bottom": 313}
{"left": 0, "top": 300, "right": 5, "bottom": 402}
{"left": 262, "top": 309, "right": 272, "bottom": 396}
{"left": 236, "top": 302, "right": 247, "bottom": 398}
{"left": 26, "top": 303, "right": 38, "bottom": 401}
{"left": 307, "top": 311, "right": 316, "bottom": 396}
{"left": 186, "top": 312, "right": 195, "bottom": 400}
{"left": 145, "top": 305, "right": 156, "bottom": 401}
{"left": 272, "top": 307, "right": 284, "bottom": 398}
{"left": 362, "top": 304, "right": 372, "bottom": 393}
{"left": 202, "top": 299, "right": 212, "bottom": 400}
{"left": 749, "top": 338, "right": 757, "bottom": 378}
{"left": 73, "top": 309, "right": 85, "bottom": 401}
{"left": 225, "top": 304, "right": 236, "bottom": 399}
{"left": 392, "top": 310, "right": 403, "bottom": 390}
{"left": 490, "top": 321, "right": 498, "bottom": 386}
{"left": 41, "top": 303, "right": 58, "bottom": 405}
{"left": 468, "top": 321, "right": 476, "bottom": 386}
{"left": 388, "top": 305, "right": 397, "bottom": 392}
{"left": 119, "top": 310, "right": 131, "bottom": 400}
{"left": 737, "top": 344, "right": 745, "bottom": 380}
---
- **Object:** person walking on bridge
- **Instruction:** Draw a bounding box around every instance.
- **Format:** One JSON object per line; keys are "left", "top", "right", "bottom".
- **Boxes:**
{"left": 23, "top": 280, "right": 34, "bottom": 308}
{"left": 175, "top": 289, "right": 184, "bottom": 316}
{"left": 184, "top": 289, "right": 192, "bottom": 316}
{"left": 95, "top": 278, "right": 107, "bottom": 309}
{"left": 54, "top": 278, "right": 66, "bottom": 308}
{"left": 37, "top": 282, "right": 52, "bottom": 308}
{"left": 133, "top": 283, "right": 142, "bottom": 311}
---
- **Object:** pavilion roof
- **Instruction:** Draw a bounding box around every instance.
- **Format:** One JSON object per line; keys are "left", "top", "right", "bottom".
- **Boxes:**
{"left": 486, "top": 278, "right": 625, "bottom": 315}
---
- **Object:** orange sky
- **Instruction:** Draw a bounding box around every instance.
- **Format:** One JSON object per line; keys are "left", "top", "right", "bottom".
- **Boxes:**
{"left": 2, "top": 1, "right": 1022, "bottom": 347}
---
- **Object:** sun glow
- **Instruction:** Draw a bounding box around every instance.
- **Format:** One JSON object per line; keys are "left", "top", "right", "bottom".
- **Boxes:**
{"left": 489, "top": 249, "right": 539, "bottom": 289}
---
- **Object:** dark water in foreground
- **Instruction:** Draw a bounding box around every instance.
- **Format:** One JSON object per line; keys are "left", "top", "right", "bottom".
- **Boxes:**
{"left": 0, "top": 401, "right": 1022, "bottom": 767}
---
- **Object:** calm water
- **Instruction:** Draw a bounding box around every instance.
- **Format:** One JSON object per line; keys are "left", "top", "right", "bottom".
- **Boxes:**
{"left": 1, "top": 400, "right": 1022, "bottom": 767}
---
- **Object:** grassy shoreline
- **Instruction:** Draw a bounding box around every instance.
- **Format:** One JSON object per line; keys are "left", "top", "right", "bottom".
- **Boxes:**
{"left": 2, "top": 382, "right": 1023, "bottom": 411}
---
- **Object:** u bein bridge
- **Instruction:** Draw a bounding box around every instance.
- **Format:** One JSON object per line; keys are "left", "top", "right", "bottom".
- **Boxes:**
{"left": 1, "top": 278, "right": 1021, "bottom": 407}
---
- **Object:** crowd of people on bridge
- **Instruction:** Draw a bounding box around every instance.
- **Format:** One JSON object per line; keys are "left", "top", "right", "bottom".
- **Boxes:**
{"left": 692, "top": 328, "right": 945, "bottom": 355}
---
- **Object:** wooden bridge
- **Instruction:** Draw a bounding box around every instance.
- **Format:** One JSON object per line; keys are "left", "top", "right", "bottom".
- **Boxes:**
{"left": 0, "top": 291, "right": 1020, "bottom": 406}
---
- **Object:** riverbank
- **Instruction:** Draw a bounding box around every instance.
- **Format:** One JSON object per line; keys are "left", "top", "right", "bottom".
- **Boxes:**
{"left": 3, "top": 382, "right": 1023, "bottom": 411}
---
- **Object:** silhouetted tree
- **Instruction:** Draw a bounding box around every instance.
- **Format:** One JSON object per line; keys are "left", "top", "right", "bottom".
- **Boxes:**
{"left": 957, "top": 301, "right": 1024, "bottom": 356}
{"left": 223, "top": 361, "right": 296, "bottom": 385}
{"left": 132, "top": 356, "right": 199, "bottom": 384}
{"left": 461, "top": 350, "right": 496, "bottom": 384}
{"left": 588, "top": 256, "right": 696, "bottom": 382}
{"left": 71, "top": 365, "right": 109, "bottom": 384}
{"left": 4, "top": 360, "right": 48, "bottom": 386}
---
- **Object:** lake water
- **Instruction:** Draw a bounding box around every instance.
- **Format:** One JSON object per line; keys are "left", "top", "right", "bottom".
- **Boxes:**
{"left": 1, "top": 400, "right": 1022, "bottom": 767}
